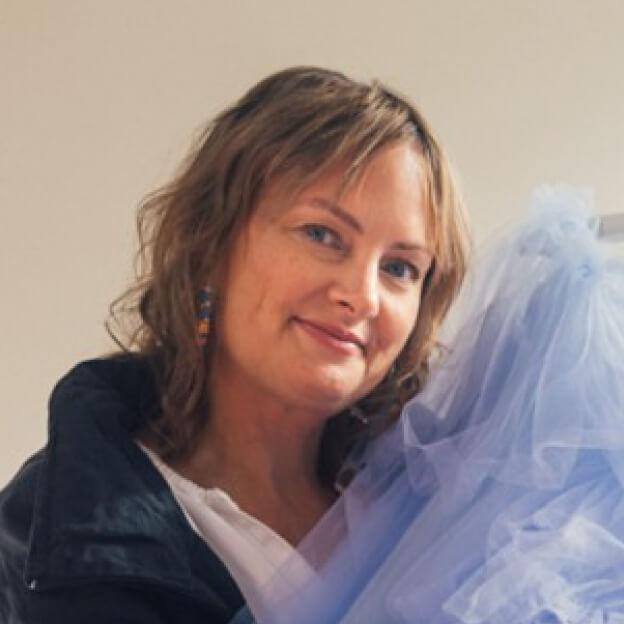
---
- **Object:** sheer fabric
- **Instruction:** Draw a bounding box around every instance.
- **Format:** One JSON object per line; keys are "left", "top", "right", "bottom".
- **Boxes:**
{"left": 236, "top": 187, "right": 624, "bottom": 624}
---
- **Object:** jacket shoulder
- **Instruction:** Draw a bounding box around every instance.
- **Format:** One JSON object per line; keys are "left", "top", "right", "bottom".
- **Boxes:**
{"left": 0, "top": 451, "right": 240, "bottom": 624}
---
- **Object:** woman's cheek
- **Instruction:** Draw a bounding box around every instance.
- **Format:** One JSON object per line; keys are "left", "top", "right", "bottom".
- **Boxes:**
{"left": 390, "top": 299, "right": 421, "bottom": 353}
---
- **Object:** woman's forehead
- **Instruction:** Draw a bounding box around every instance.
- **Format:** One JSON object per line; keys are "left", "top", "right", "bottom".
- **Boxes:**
{"left": 266, "top": 141, "right": 429, "bottom": 208}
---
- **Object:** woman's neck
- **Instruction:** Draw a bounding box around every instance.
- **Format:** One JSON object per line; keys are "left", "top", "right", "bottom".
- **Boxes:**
{"left": 147, "top": 366, "right": 338, "bottom": 544}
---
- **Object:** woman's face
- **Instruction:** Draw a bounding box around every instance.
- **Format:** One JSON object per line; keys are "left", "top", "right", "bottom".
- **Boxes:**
{"left": 213, "top": 141, "right": 433, "bottom": 418}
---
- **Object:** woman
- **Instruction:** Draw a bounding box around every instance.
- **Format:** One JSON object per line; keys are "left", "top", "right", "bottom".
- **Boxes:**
{"left": 0, "top": 67, "right": 470, "bottom": 623}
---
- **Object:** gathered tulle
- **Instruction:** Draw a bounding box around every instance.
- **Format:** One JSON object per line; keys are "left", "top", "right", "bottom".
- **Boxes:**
{"left": 235, "top": 187, "right": 624, "bottom": 624}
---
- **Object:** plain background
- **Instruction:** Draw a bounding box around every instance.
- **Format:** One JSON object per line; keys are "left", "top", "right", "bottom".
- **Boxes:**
{"left": 2, "top": 0, "right": 623, "bottom": 486}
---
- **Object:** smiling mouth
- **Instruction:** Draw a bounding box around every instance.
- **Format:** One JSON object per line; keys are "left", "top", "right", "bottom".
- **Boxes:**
{"left": 294, "top": 318, "right": 366, "bottom": 356}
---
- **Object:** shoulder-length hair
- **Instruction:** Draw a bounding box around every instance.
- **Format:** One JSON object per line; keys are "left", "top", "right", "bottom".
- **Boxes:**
{"left": 108, "top": 66, "right": 471, "bottom": 488}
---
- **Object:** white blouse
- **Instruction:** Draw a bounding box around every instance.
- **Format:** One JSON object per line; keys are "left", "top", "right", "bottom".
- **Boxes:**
{"left": 137, "top": 442, "right": 314, "bottom": 610}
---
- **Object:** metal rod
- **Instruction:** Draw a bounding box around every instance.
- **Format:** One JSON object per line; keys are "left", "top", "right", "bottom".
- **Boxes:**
{"left": 596, "top": 213, "right": 624, "bottom": 242}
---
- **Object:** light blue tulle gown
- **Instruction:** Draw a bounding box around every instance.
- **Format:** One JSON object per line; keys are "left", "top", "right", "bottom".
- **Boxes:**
{"left": 236, "top": 187, "right": 624, "bottom": 624}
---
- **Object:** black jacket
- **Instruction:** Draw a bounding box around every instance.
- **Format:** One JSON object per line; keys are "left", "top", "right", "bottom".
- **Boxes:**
{"left": 0, "top": 356, "right": 246, "bottom": 623}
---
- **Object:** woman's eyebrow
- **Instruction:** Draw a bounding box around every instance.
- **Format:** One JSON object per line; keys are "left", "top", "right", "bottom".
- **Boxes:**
{"left": 308, "top": 198, "right": 363, "bottom": 233}
{"left": 308, "top": 197, "right": 433, "bottom": 257}
{"left": 391, "top": 241, "right": 433, "bottom": 257}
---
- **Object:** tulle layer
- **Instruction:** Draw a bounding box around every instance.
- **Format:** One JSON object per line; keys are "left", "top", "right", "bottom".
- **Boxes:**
{"left": 238, "top": 187, "right": 624, "bottom": 624}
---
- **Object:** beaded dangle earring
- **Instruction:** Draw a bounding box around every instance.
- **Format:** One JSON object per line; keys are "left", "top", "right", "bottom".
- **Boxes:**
{"left": 197, "top": 287, "right": 214, "bottom": 347}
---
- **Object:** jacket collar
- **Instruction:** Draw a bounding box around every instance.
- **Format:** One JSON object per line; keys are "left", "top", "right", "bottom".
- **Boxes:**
{"left": 26, "top": 356, "right": 244, "bottom": 613}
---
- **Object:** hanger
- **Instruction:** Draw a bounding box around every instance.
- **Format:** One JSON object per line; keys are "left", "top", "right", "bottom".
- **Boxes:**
{"left": 595, "top": 213, "right": 624, "bottom": 242}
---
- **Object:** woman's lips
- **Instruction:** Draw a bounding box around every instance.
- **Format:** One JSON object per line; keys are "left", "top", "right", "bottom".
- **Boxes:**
{"left": 294, "top": 318, "right": 365, "bottom": 356}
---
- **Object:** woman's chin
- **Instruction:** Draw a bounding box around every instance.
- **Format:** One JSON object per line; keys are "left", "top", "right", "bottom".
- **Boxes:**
{"left": 289, "top": 369, "right": 367, "bottom": 414}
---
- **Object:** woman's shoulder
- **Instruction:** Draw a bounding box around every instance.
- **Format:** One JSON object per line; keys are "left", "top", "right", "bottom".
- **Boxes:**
{"left": 0, "top": 353, "right": 159, "bottom": 579}
{"left": 51, "top": 353, "right": 156, "bottom": 402}
{"left": 0, "top": 355, "right": 245, "bottom": 624}
{"left": 45, "top": 353, "right": 160, "bottom": 433}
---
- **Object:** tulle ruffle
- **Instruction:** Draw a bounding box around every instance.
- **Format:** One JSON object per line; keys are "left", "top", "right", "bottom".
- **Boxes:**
{"left": 237, "top": 187, "right": 624, "bottom": 624}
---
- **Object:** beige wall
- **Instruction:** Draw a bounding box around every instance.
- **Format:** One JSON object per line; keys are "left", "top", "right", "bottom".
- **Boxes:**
{"left": 2, "top": 0, "right": 623, "bottom": 485}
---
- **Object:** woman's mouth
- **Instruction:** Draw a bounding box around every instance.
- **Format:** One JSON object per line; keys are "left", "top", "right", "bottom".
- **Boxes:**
{"left": 293, "top": 318, "right": 366, "bottom": 356}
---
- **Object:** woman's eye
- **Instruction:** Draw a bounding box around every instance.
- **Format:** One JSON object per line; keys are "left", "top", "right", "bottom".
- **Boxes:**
{"left": 382, "top": 259, "right": 420, "bottom": 282}
{"left": 301, "top": 224, "right": 341, "bottom": 248}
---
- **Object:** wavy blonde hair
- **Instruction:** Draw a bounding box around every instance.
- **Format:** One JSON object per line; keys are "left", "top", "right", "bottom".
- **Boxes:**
{"left": 108, "top": 66, "right": 471, "bottom": 487}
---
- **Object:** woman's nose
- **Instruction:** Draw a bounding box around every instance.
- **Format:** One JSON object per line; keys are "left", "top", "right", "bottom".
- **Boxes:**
{"left": 328, "top": 261, "right": 380, "bottom": 319}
